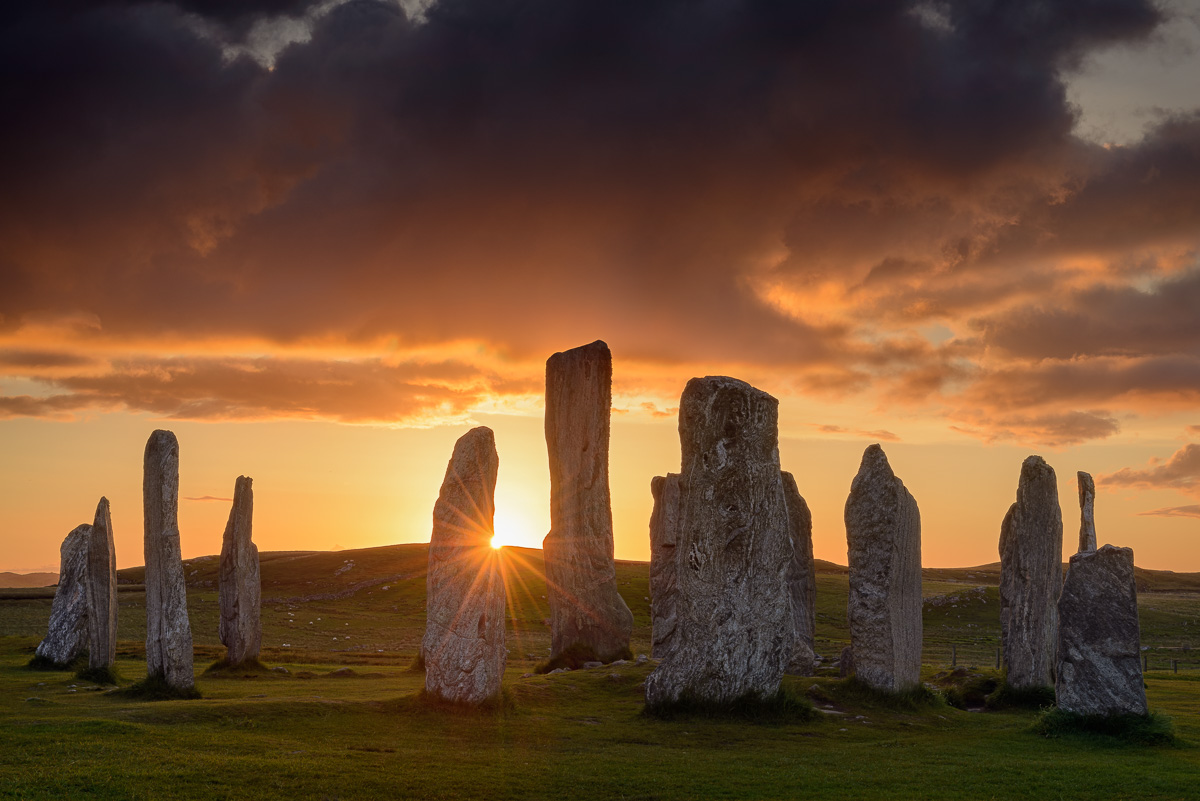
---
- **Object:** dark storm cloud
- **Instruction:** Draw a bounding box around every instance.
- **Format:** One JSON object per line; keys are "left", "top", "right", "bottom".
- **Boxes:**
{"left": 4, "top": 0, "right": 1199, "bottom": 443}
{"left": 972, "top": 265, "right": 1200, "bottom": 360}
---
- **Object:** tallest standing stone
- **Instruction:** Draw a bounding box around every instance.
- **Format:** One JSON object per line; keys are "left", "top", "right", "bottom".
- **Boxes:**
{"left": 543, "top": 340, "right": 633, "bottom": 663}
{"left": 143, "top": 430, "right": 194, "bottom": 690}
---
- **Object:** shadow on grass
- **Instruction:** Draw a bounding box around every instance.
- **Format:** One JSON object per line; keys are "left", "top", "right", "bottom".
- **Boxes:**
{"left": 111, "top": 672, "right": 202, "bottom": 701}
{"left": 76, "top": 664, "right": 121, "bottom": 685}
{"left": 399, "top": 687, "right": 515, "bottom": 716}
{"left": 202, "top": 658, "right": 275, "bottom": 679}
{"left": 1032, "top": 708, "right": 1177, "bottom": 746}
{"left": 986, "top": 682, "right": 1056, "bottom": 710}
{"left": 26, "top": 653, "right": 87, "bottom": 672}
{"left": 822, "top": 676, "right": 945, "bottom": 712}
{"left": 535, "top": 643, "right": 633, "bottom": 674}
{"left": 644, "top": 687, "right": 818, "bottom": 723}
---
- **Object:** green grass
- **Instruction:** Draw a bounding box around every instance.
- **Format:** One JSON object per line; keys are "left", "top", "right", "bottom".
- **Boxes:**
{"left": 1032, "top": 708, "right": 1177, "bottom": 746}
{"left": 4, "top": 543, "right": 1200, "bottom": 799}
{"left": 644, "top": 687, "right": 818, "bottom": 722}
{"left": 535, "top": 642, "right": 633, "bottom": 673}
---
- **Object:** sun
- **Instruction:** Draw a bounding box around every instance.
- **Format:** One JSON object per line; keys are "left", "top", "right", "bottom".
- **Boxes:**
{"left": 490, "top": 505, "right": 541, "bottom": 550}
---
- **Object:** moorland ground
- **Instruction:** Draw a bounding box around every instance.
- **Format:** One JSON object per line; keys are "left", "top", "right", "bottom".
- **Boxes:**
{"left": 2, "top": 543, "right": 1199, "bottom": 800}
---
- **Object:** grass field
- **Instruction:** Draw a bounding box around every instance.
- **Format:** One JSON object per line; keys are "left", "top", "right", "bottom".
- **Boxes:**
{"left": 2, "top": 543, "right": 1199, "bottom": 800}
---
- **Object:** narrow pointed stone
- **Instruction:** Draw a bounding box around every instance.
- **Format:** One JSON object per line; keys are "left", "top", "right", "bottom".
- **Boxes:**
{"left": 648, "top": 473, "right": 681, "bottom": 660}
{"left": 644, "top": 377, "right": 795, "bottom": 707}
{"left": 844, "top": 445, "right": 922, "bottom": 692}
{"left": 1077, "top": 471, "right": 1097, "bottom": 553}
{"left": 422, "top": 426, "right": 506, "bottom": 704}
{"left": 143, "top": 429, "right": 194, "bottom": 689}
{"left": 35, "top": 525, "right": 92, "bottom": 666}
{"left": 543, "top": 340, "right": 633, "bottom": 663}
{"left": 219, "top": 476, "right": 261, "bottom": 665}
{"left": 999, "top": 455, "right": 1063, "bottom": 690}
{"left": 86, "top": 497, "right": 117, "bottom": 670}
{"left": 1056, "top": 544, "right": 1147, "bottom": 716}
{"left": 783, "top": 471, "right": 817, "bottom": 676}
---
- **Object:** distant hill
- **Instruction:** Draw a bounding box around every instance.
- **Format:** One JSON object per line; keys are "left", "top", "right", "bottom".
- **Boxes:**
{"left": 104, "top": 543, "right": 1200, "bottom": 596}
{"left": 0, "top": 572, "right": 57, "bottom": 588}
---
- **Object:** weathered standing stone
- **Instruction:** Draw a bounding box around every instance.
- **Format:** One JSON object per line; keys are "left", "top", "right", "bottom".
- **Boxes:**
{"left": 1078, "top": 471, "right": 1097, "bottom": 553}
{"left": 648, "top": 473, "right": 681, "bottom": 660}
{"left": 143, "top": 429, "right": 194, "bottom": 689}
{"left": 219, "top": 476, "right": 261, "bottom": 666}
{"left": 35, "top": 525, "right": 92, "bottom": 666}
{"left": 999, "top": 455, "right": 1063, "bottom": 690}
{"left": 86, "top": 497, "right": 117, "bottom": 670}
{"left": 644, "top": 377, "right": 795, "bottom": 707}
{"left": 543, "top": 341, "right": 634, "bottom": 663}
{"left": 423, "top": 426, "right": 506, "bottom": 704}
{"left": 783, "top": 471, "right": 817, "bottom": 676}
{"left": 844, "top": 445, "right": 922, "bottom": 692}
{"left": 1056, "top": 545, "right": 1147, "bottom": 716}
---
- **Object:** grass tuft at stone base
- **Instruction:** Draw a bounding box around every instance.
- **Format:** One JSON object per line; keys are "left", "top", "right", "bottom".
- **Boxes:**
{"left": 76, "top": 664, "right": 121, "bottom": 685}
{"left": 202, "top": 657, "right": 275, "bottom": 678}
{"left": 1032, "top": 708, "right": 1177, "bottom": 746}
{"left": 644, "top": 687, "right": 818, "bottom": 723}
{"left": 113, "top": 673, "right": 202, "bottom": 701}
{"left": 408, "top": 686, "right": 514, "bottom": 715}
{"left": 827, "top": 676, "right": 944, "bottom": 712}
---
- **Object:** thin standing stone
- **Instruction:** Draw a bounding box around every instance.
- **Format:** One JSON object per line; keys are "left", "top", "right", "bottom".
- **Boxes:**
{"left": 422, "top": 427, "right": 506, "bottom": 704}
{"left": 783, "top": 471, "right": 817, "bottom": 676}
{"left": 219, "top": 476, "right": 261, "bottom": 665}
{"left": 34, "top": 525, "right": 92, "bottom": 666}
{"left": 86, "top": 497, "right": 117, "bottom": 670}
{"left": 999, "top": 455, "right": 1063, "bottom": 690}
{"left": 543, "top": 341, "right": 634, "bottom": 663}
{"left": 648, "top": 473, "right": 681, "bottom": 660}
{"left": 143, "top": 429, "right": 194, "bottom": 689}
{"left": 1077, "top": 471, "right": 1097, "bottom": 553}
{"left": 844, "top": 444, "right": 922, "bottom": 692}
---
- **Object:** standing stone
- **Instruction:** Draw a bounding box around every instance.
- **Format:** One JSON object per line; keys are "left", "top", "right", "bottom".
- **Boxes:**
{"left": 85, "top": 497, "right": 117, "bottom": 670}
{"left": 783, "top": 471, "right": 817, "bottom": 675}
{"left": 648, "top": 473, "right": 681, "bottom": 660}
{"left": 1056, "top": 545, "right": 1147, "bottom": 716}
{"left": 423, "top": 427, "right": 506, "bottom": 704}
{"left": 34, "top": 525, "right": 92, "bottom": 666}
{"left": 999, "top": 455, "right": 1063, "bottom": 690}
{"left": 219, "top": 476, "right": 261, "bottom": 666}
{"left": 543, "top": 341, "right": 634, "bottom": 663}
{"left": 844, "top": 445, "right": 922, "bottom": 692}
{"left": 143, "top": 429, "right": 194, "bottom": 690}
{"left": 644, "top": 377, "right": 795, "bottom": 707}
{"left": 1077, "top": 471, "right": 1097, "bottom": 553}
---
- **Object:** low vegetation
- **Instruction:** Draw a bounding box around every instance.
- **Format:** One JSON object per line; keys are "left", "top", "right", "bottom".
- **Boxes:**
{"left": 2, "top": 543, "right": 1199, "bottom": 799}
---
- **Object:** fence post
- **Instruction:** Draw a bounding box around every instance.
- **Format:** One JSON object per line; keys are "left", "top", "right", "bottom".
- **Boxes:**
{"left": 995, "top": 647, "right": 1000, "bottom": 670}
{"left": 1144, "top": 653, "right": 1148, "bottom": 672}
{"left": 951, "top": 644, "right": 956, "bottom": 668}
{"left": 1173, "top": 659, "right": 1178, "bottom": 674}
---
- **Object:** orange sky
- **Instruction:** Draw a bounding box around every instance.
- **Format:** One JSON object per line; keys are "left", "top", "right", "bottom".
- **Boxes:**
{"left": 2, "top": 0, "right": 1200, "bottom": 572}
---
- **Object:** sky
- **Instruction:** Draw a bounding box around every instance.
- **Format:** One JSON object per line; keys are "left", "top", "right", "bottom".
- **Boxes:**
{"left": 3, "top": 0, "right": 1200, "bottom": 573}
